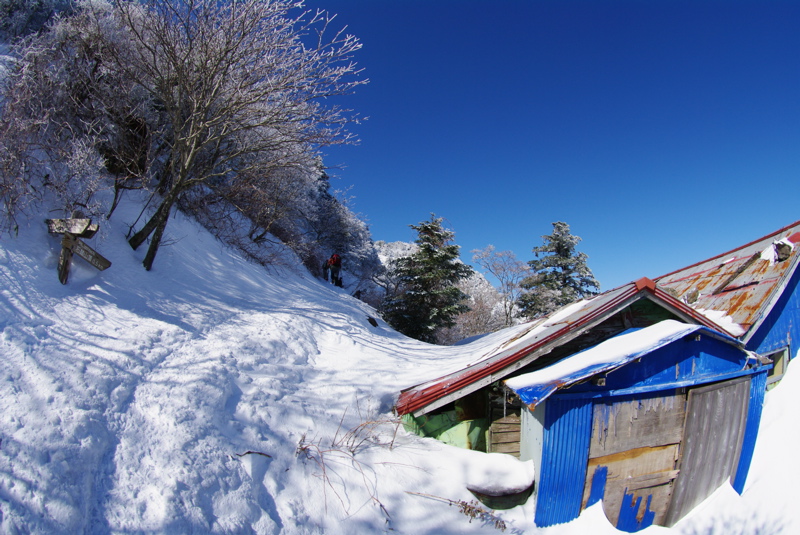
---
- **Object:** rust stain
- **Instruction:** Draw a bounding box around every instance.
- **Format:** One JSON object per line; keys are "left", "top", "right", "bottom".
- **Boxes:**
{"left": 655, "top": 221, "right": 800, "bottom": 335}
{"left": 588, "top": 444, "right": 678, "bottom": 467}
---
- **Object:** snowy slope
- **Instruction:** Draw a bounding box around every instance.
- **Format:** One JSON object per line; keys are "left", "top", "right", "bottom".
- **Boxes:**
{"left": 1, "top": 195, "right": 797, "bottom": 534}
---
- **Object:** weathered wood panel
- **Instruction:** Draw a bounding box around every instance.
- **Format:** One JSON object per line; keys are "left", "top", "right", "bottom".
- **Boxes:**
{"left": 492, "top": 430, "right": 521, "bottom": 444}
{"left": 664, "top": 376, "right": 750, "bottom": 526}
{"left": 589, "top": 392, "right": 686, "bottom": 458}
{"left": 582, "top": 392, "right": 687, "bottom": 528}
{"left": 492, "top": 442, "right": 522, "bottom": 455}
{"left": 489, "top": 414, "right": 520, "bottom": 457}
{"left": 582, "top": 444, "right": 680, "bottom": 527}
{"left": 72, "top": 239, "right": 112, "bottom": 270}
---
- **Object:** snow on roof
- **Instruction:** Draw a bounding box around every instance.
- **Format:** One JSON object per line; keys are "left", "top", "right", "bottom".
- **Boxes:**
{"left": 409, "top": 299, "right": 594, "bottom": 391}
{"left": 504, "top": 319, "right": 728, "bottom": 407}
{"left": 396, "top": 278, "right": 732, "bottom": 416}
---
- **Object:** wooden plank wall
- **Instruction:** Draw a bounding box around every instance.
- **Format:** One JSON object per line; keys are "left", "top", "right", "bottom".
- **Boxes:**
{"left": 489, "top": 414, "right": 521, "bottom": 457}
{"left": 487, "top": 388, "right": 522, "bottom": 457}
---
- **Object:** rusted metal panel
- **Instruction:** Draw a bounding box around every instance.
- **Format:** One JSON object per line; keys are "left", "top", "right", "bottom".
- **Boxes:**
{"left": 656, "top": 221, "right": 800, "bottom": 343}
{"left": 397, "top": 221, "right": 800, "bottom": 419}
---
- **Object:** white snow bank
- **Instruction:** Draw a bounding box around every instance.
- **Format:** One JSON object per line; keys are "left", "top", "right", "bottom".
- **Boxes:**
{"left": 1, "top": 193, "right": 798, "bottom": 534}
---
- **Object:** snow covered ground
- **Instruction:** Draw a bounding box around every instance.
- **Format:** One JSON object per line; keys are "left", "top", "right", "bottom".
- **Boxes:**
{"left": 1, "top": 195, "right": 797, "bottom": 534}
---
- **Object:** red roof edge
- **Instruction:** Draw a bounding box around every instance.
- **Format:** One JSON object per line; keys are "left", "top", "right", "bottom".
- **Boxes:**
{"left": 396, "top": 283, "right": 642, "bottom": 416}
{"left": 635, "top": 277, "right": 656, "bottom": 292}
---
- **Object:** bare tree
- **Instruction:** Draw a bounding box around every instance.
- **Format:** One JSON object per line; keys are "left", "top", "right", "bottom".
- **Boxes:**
{"left": 437, "top": 274, "right": 506, "bottom": 345}
{"left": 101, "top": 0, "right": 366, "bottom": 269}
{"left": 472, "top": 245, "right": 530, "bottom": 326}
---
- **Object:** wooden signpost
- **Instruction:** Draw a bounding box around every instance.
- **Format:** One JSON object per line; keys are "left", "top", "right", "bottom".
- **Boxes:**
{"left": 46, "top": 217, "right": 111, "bottom": 284}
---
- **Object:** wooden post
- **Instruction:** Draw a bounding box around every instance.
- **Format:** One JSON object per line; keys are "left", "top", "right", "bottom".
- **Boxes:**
{"left": 57, "top": 234, "right": 75, "bottom": 285}
{"left": 46, "top": 218, "right": 111, "bottom": 284}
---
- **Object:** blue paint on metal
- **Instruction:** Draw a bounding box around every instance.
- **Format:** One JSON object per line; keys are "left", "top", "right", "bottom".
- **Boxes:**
{"left": 552, "top": 366, "right": 766, "bottom": 402}
{"left": 510, "top": 326, "right": 754, "bottom": 408}
{"left": 617, "top": 492, "right": 655, "bottom": 532}
{"left": 534, "top": 397, "right": 593, "bottom": 527}
{"left": 520, "top": 321, "right": 769, "bottom": 531}
{"left": 511, "top": 325, "right": 704, "bottom": 407}
{"left": 733, "top": 369, "right": 768, "bottom": 493}
{"left": 586, "top": 466, "right": 608, "bottom": 508}
{"left": 749, "top": 264, "right": 800, "bottom": 359}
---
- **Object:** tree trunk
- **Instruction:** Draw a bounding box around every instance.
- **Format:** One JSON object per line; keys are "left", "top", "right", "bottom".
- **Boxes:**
{"left": 142, "top": 210, "right": 170, "bottom": 271}
{"left": 128, "top": 184, "right": 181, "bottom": 251}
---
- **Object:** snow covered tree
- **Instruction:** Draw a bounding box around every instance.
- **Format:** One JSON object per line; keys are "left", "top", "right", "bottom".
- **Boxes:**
{"left": 437, "top": 272, "right": 506, "bottom": 345}
{"left": 517, "top": 221, "right": 600, "bottom": 319}
{"left": 0, "top": 0, "right": 139, "bottom": 230}
{"left": 0, "top": 0, "right": 73, "bottom": 40}
{"left": 381, "top": 214, "right": 474, "bottom": 344}
{"left": 472, "top": 245, "right": 530, "bottom": 326}
{"left": 112, "top": 0, "right": 365, "bottom": 270}
{"left": 1, "top": 0, "right": 365, "bottom": 267}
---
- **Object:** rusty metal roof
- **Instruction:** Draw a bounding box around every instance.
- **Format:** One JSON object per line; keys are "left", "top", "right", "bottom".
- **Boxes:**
{"left": 654, "top": 220, "right": 800, "bottom": 343}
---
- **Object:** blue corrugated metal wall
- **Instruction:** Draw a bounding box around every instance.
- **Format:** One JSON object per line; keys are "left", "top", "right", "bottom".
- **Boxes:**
{"left": 732, "top": 369, "right": 768, "bottom": 492}
{"left": 749, "top": 263, "right": 800, "bottom": 357}
{"left": 534, "top": 397, "right": 593, "bottom": 527}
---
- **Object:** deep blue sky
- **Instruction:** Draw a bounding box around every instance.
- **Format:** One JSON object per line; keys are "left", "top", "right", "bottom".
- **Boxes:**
{"left": 304, "top": 0, "right": 800, "bottom": 291}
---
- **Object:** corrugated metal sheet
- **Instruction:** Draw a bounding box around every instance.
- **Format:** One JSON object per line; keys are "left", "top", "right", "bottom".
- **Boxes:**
{"left": 655, "top": 221, "right": 800, "bottom": 343}
{"left": 504, "top": 322, "right": 731, "bottom": 408}
{"left": 664, "top": 376, "right": 750, "bottom": 526}
{"left": 732, "top": 369, "right": 768, "bottom": 493}
{"left": 534, "top": 398, "right": 593, "bottom": 527}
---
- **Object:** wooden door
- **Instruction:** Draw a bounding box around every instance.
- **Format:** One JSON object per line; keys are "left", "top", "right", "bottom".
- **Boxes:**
{"left": 581, "top": 391, "right": 687, "bottom": 528}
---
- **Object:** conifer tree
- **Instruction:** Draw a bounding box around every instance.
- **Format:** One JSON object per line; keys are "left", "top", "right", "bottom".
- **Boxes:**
{"left": 517, "top": 221, "right": 600, "bottom": 319}
{"left": 382, "top": 214, "right": 474, "bottom": 344}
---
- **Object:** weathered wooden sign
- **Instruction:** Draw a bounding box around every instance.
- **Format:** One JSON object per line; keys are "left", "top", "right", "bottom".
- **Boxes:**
{"left": 46, "top": 218, "right": 111, "bottom": 284}
{"left": 45, "top": 218, "right": 99, "bottom": 238}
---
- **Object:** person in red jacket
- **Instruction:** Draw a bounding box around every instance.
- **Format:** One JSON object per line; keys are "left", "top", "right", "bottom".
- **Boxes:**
{"left": 322, "top": 253, "right": 342, "bottom": 287}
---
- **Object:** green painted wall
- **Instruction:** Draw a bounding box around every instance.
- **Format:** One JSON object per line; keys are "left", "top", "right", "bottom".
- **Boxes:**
{"left": 402, "top": 394, "right": 490, "bottom": 451}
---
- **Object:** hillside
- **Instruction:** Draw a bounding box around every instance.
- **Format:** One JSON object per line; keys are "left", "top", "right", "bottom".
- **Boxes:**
{"left": 1, "top": 195, "right": 798, "bottom": 534}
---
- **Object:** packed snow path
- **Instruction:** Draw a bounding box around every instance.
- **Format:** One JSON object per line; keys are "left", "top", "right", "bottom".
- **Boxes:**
{"left": 1, "top": 198, "right": 798, "bottom": 534}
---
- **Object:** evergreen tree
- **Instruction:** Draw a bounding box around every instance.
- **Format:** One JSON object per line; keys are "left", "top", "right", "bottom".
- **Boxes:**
{"left": 382, "top": 214, "right": 474, "bottom": 344}
{"left": 517, "top": 221, "right": 600, "bottom": 318}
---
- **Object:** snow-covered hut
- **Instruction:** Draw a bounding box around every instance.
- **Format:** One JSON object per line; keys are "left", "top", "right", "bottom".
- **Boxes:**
{"left": 395, "top": 220, "right": 800, "bottom": 530}
{"left": 504, "top": 320, "right": 767, "bottom": 530}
